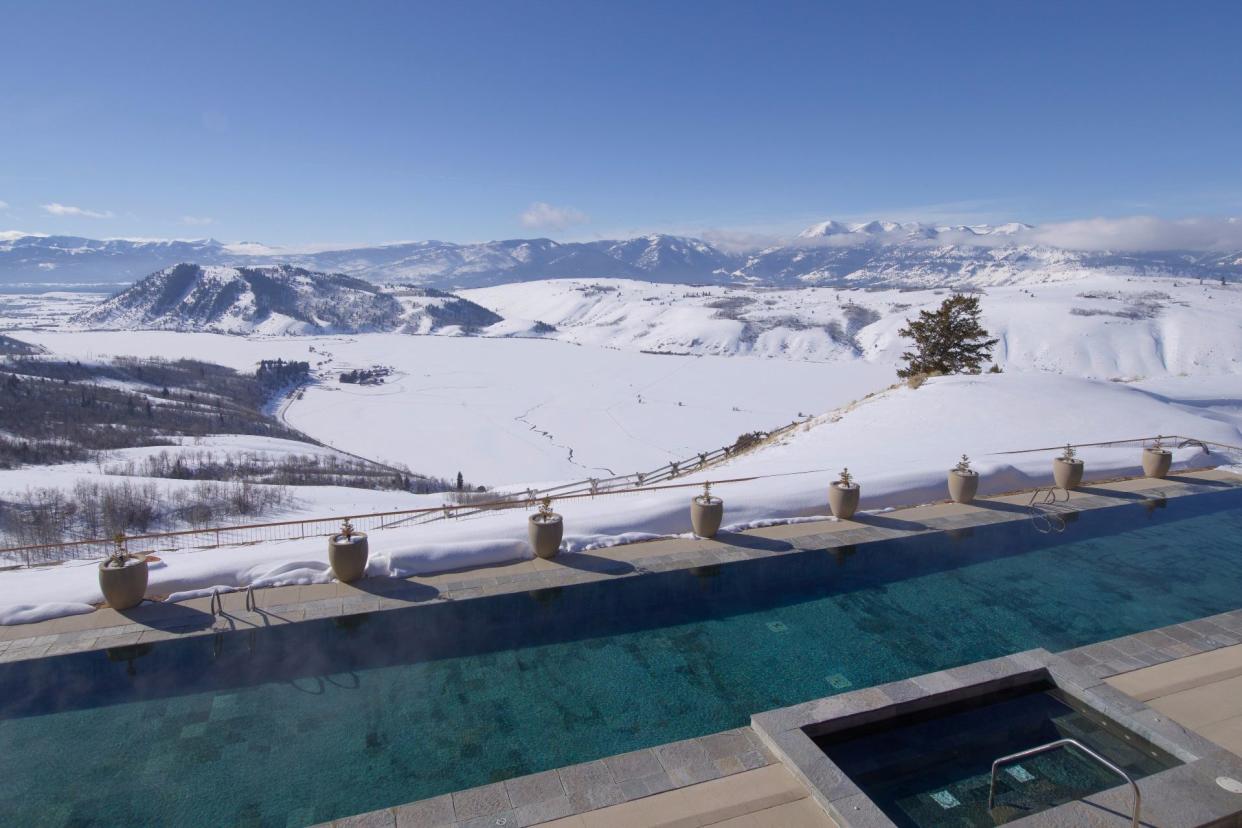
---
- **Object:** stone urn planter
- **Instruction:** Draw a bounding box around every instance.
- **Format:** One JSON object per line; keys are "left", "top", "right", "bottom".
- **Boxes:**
{"left": 1142, "top": 442, "right": 1172, "bottom": 479}
{"left": 1053, "top": 444, "right": 1084, "bottom": 490}
{"left": 690, "top": 483, "right": 724, "bottom": 538}
{"left": 828, "top": 468, "right": 860, "bottom": 520}
{"left": 98, "top": 543, "right": 149, "bottom": 611}
{"left": 328, "top": 519, "right": 369, "bottom": 583}
{"left": 947, "top": 455, "right": 979, "bottom": 504}
{"left": 528, "top": 498, "right": 563, "bottom": 559}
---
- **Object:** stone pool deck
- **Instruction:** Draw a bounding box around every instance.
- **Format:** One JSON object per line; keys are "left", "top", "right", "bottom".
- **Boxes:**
{"left": 2, "top": 467, "right": 1238, "bottom": 664}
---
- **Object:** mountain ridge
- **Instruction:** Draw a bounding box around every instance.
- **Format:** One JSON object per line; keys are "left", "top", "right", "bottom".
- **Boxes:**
{"left": 4, "top": 222, "right": 1239, "bottom": 289}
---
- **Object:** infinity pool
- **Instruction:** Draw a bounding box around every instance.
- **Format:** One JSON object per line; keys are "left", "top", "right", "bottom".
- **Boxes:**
{"left": 1, "top": 487, "right": 1240, "bottom": 826}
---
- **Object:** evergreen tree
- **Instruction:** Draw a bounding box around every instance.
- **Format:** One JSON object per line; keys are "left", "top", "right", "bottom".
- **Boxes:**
{"left": 456, "top": 471, "right": 464, "bottom": 491}
{"left": 897, "top": 294, "right": 998, "bottom": 378}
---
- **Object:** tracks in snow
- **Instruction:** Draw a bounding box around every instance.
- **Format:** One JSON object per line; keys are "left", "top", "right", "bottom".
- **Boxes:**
{"left": 514, "top": 403, "right": 615, "bottom": 476}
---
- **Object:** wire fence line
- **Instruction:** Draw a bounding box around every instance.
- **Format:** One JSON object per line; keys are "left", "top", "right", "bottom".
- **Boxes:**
{"left": 2, "top": 431, "right": 1237, "bottom": 568}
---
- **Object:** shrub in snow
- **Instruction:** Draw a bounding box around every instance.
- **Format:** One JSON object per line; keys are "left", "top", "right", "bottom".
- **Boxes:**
{"left": 897, "top": 294, "right": 998, "bottom": 379}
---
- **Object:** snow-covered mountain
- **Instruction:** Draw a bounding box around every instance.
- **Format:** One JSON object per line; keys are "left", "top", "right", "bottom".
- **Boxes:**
{"left": 0, "top": 234, "right": 232, "bottom": 285}
{"left": 70, "top": 264, "right": 510, "bottom": 335}
{"left": 393, "top": 286, "right": 504, "bottom": 334}
{"left": 4, "top": 222, "right": 1239, "bottom": 289}
{"left": 73, "top": 264, "right": 406, "bottom": 334}
{"left": 585, "top": 234, "right": 734, "bottom": 282}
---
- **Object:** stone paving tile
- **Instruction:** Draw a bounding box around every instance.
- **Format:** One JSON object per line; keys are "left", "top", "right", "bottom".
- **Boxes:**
{"left": 451, "top": 782, "right": 510, "bottom": 822}
{"left": 617, "top": 771, "right": 675, "bottom": 800}
{"left": 513, "top": 795, "right": 573, "bottom": 827}
{"left": 504, "top": 769, "right": 564, "bottom": 809}
{"left": 334, "top": 809, "right": 395, "bottom": 827}
{"left": 667, "top": 761, "right": 722, "bottom": 787}
{"left": 698, "top": 728, "right": 752, "bottom": 760}
{"left": 603, "top": 748, "right": 664, "bottom": 782}
{"left": 459, "top": 810, "right": 515, "bottom": 828}
{"left": 392, "top": 794, "right": 454, "bottom": 827}
{"left": 557, "top": 759, "right": 614, "bottom": 795}
{"left": 653, "top": 736, "right": 710, "bottom": 770}
{"left": 737, "top": 748, "right": 771, "bottom": 770}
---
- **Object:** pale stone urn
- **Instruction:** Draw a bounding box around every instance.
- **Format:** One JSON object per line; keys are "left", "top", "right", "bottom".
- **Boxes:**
{"left": 98, "top": 553, "right": 149, "bottom": 611}
{"left": 948, "top": 470, "right": 979, "bottom": 504}
{"left": 1142, "top": 447, "right": 1172, "bottom": 479}
{"left": 947, "top": 454, "right": 979, "bottom": 504}
{"left": 1053, "top": 445, "right": 1084, "bottom": 490}
{"left": 828, "top": 469, "right": 860, "bottom": 519}
{"left": 329, "top": 519, "right": 369, "bottom": 583}
{"left": 529, "top": 498, "right": 563, "bottom": 559}
{"left": 690, "top": 493, "right": 724, "bottom": 538}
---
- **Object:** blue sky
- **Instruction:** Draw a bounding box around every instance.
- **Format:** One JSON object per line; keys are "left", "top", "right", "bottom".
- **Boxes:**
{"left": 1, "top": 0, "right": 1240, "bottom": 246}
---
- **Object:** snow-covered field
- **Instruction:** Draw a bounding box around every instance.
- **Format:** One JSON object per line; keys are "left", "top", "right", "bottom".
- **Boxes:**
{"left": 10, "top": 329, "right": 890, "bottom": 483}
{"left": 2, "top": 272, "right": 1240, "bottom": 624}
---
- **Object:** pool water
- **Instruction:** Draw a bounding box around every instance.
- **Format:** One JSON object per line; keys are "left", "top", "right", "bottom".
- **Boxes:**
{"left": 1, "top": 488, "right": 1240, "bottom": 826}
{"left": 816, "top": 682, "right": 1180, "bottom": 827}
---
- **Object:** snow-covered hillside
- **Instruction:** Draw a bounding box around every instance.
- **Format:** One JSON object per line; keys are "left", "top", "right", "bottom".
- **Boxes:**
{"left": 392, "top": 286, "right": 504, "bottom": 334}
{"left": 463, "top": 275, "right": 1242, "bottom": 375}
{"left": 73, "top": 264, "right": 405, "bottom": 334}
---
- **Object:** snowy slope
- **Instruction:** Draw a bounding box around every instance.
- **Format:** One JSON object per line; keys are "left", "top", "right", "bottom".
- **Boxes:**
{"left": 72, "top": 264, "right": 405, "bottom": 334}
{"left": 392, "top": 286, "right": 504, "bottom": 334}
{"left": 463, "top": 275, "right": 1242, "bottom": 375}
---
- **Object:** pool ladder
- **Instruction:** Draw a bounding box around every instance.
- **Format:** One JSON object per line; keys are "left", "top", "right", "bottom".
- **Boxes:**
{"left": 987, "top": 737, "right": 1140, "bottom": 827}
{"left": 208, "top": 585, "right": 258, "bottom": 617}
{"left": 1027, "top": 487, "right": 1070, "bottom": 534}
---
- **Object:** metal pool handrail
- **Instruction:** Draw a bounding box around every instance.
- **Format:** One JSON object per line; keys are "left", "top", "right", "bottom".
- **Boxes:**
{"left": 987, "top": 737, "right": 1140, "bottom": 827}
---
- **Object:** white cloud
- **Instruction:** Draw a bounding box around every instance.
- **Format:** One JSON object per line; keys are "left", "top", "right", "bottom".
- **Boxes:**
{"left": 519, "top": 202, "right": 589, "bottom": 232}
{"left": 0, "top": 200, "right": 9, "bottom": 210}
{"left": 42, "top": 202, "right": 114, "bottom": 219}
{"left": 1029, "top": 216, "right": 1242, "bottom": 252}
{"left": 180, "top": 215, "right": 214, "bottom": 226}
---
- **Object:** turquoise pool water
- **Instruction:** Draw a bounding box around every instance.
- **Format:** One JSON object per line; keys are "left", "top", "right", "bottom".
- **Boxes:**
{"left": 1, "top": 487, "right": 1240, "bottom": 826}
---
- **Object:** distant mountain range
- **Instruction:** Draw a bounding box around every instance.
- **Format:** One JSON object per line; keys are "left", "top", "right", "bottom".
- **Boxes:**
{"left": 4, "top": 221, "right": 1240, "bottom": 290}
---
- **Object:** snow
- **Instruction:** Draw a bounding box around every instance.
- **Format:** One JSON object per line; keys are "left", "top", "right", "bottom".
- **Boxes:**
{"left": 2, "top": 371, "right": 1236, "bottom": 623}
{"left": 2, "top": 273, "right": 1242, "bottom": 624}
{"left": 459, "top": 276, "right": 1242, "bottom": 375}
{"left": 13, "top": 328, "right": 890, "bottom": 483}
